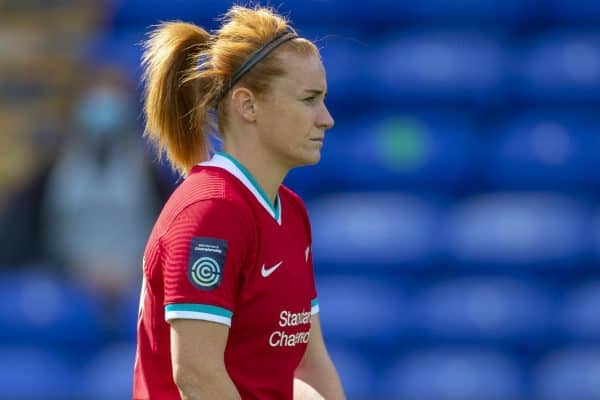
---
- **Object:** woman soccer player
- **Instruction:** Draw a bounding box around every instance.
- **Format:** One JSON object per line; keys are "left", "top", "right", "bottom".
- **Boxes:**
{"left": 133, "top": 5, "right": 345, "bottom": 400}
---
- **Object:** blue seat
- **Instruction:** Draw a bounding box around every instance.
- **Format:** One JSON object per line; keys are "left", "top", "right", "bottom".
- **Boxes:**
{"left": 549, "top": 0, "right": 600, "bottom": 23}
{"left": 109, "top": 0, "right": 228, "bottom": 29}
{"left": 595, "top": 207, "right": 600, "bottom": 261}
{"left": 516, "top": 33, "right": 600, "bottom": 102}
{"left": 85, "top": 29, "right": 147, "bottom": 80}
{"left": 111, "top": 0, "right": 529, "bottom": 29}
{"left": 561, "top": 281, "right": 600, "bottom": 340}
{"left": 118, "top": 284, "right": 141, "bottom": 342}
{"left": 326, "top": 346, "right": 377, "bottom": 399}
{"left": 109, "top": 0, "right": 379, "bottom": 30}
{"left": 317, "top": 112, "right": 478, "bottom": 192}
{"left": 318, "top": 35, "right": 375, "bottom": 110}
{"left": 485, "top": 114, "right": 599, "bottom": 190}
{"left": 534, "top": 347, "right": 600, "bottom": 399}
{"left": 381, "top": 347, "right": 523, "bottom": 399}
{"left": 413, "top": 278, "right": 555, "bottom": 344}
{"left": 309, "top": 193, "right": 441, "bottom": 271}
{"left": 79, "top": 343, "right": 136, "bottom": 400}
{"left": 273, "top": 0, "right": 372, "bottom": 27}
{"left": 0, "top": 269, "right": 102, "bottom": 345}
{"left": 316, "top": 277, "right": 406, "bottom": 345}
{"left": 443, "top": 193, "right": 588, "bottom": 269}
{"left": 372, "top": 33, "right": 507, "bottom": 104}
{"left": 283, "top": 165, "right": 327, "bottom": 199}
{"left": 0, "top": 347, "right": 76, "bottom": 399}
{"left": 366, "top": 0, "right": 532, "bottom": 22}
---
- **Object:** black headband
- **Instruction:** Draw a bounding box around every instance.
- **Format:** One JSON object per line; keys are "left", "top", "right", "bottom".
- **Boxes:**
{"left": 216, "top": 28, "right": 298, "bottom": 103}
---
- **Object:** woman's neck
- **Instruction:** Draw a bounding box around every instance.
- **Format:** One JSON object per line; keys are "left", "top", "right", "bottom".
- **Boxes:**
{"left": 221, "top": 144, "right": 287, "bottom": 207}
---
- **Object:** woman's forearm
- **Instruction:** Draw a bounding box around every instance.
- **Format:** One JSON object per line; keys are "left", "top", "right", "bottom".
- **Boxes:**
{"left": 175, "top": 367, "right": 242, "bottom": 400}
{"left": 295, "top": 354, "right": 346, "bottom": 400}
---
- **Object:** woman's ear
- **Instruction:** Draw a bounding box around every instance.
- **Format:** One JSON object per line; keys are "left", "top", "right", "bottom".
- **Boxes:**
{"left": 230, "top": 87, "right": 256, "bottom": 122}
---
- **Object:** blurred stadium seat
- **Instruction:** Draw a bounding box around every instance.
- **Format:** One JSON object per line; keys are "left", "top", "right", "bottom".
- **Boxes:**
{"left": 372, "top": 32, "right": 508, "bottom": 105}
{"left": 84, "top": 29, "right": 146, "bottom": 80}
{"left": 283, "top": 161, "right": 328, "bottom": 198}
{"left": 318, "top": 35, "right": 375, "bottom": 110}
{"left": 118, "top": 284, "right": 141, "bottom": 342}
{"left": 108, "top": 0, "right": 539, "bottom": 29}
{"left": 381, "top": 347, "right": 523, "bottom": 399}
{"left": 595, "top": 208, "right": 600, "bottom": 260}
{"left": 368, "top": 0, "right": 534, "bottom": 22}
{"left": 0, "top": 346, "right": 76, "bottom": 400}
{"left": 534, "top": 347, "right": 600, "bottom": 399}
{"left": 485, "top": 114, "right": 600, "bottom": 190}
{"left": 310, "top": 193, "right": 441, "bottom": 271}
{"left": 413, "top": 277, "right": 555, "bottom": 344}
{"left": 0, "top": 268, "right": 102, "bottom": 346}
{"left": 516, "top": 33, "right": 600, "bottom": 102}
{"left": 317, "top": 276, "right": 406, "bottom": 345}
{"left": 443, "top": 193, "right": 589, "bottom": 269}
{"left": 273, "top": 0, "right": 374, "bottom": 27}
{"left": 317, "top": 112, "right": 478, "bottom": 192}
{"left": 561, "top": 281, "right": 600, "bottom": 340}
{"left": 549, "top": 0, "right": 600, "bottom": 22}
{"left": 108, "top": 0, "right": 228, "bottom": 29}
{"left": 4, "top": 1, "right": 600, "bottom": 399}
{"left": 79, "top": 342, "right": 136, "bottom": 400}
{"left": 326, "top": 346, "right": 377, "bottom": 399}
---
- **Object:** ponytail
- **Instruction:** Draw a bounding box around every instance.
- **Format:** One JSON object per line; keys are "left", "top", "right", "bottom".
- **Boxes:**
{"left": 141, "top": 7, "right": 318, "bottom": 177}
{"left": 141, "top": 22, "right": 215, "bottom": 176}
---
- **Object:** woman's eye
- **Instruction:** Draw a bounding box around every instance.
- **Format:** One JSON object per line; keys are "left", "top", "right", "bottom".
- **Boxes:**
{"left": 303, "top": 97, "right": 317, "bottom": 104}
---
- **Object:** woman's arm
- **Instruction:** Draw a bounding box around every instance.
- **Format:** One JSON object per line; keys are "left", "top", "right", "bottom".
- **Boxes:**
{"left": 295, "top": 315, "right": 346, "bottom": 400}
{"left": 170, "top": 319, "right": 241, "bottom": 400}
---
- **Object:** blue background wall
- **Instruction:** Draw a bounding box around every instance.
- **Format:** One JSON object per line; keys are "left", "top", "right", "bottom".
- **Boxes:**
{"left": 1, "top": 0, "right": 600, "bottom": 398}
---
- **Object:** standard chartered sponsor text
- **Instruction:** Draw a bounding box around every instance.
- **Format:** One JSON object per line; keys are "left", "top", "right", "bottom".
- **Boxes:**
{"left": 269, "top": 310, "right": 311, "bottom": 347}
{"left": 279, "top": 310, "right": 310, "bottom": 327}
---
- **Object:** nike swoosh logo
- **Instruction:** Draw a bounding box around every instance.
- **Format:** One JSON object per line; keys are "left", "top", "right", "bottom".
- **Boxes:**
{"left": 261, "top": 261, "right": 283, "bottom": 278}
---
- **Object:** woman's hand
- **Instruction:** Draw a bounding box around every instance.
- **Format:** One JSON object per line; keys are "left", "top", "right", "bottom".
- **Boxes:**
{"left": 294, "top": 378, "right": 325, "bottom": 400}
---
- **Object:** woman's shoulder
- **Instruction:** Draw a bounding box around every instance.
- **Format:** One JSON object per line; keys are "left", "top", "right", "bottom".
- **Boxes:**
{"left": 157, "top": 167, "right": 254, "bottom": 230}
{"left": 179, "top": 165, "right": 260, "bottom": 202}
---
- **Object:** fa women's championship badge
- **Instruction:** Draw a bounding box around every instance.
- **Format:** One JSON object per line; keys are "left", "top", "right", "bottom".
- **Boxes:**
{"left": 188, "top": 237, "right": 228, "bottom": 290}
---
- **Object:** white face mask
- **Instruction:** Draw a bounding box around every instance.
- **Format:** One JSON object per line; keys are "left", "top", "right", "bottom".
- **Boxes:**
{"left": 76, "top": 87, "right": 133, "bottom": 139}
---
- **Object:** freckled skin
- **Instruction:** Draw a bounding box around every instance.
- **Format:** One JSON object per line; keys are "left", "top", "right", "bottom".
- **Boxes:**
{"left": 255, "top": 51, "right": 335, "bottom": 169}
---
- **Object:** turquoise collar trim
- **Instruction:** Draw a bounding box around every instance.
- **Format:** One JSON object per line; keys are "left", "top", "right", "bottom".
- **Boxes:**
{"left": 204, "top": 152, "right": 282, "bottom": 224}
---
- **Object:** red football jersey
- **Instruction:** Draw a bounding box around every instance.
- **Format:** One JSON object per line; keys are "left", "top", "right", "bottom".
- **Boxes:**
{"left": 133, "top": 152, "right": 318, "bottom": 400}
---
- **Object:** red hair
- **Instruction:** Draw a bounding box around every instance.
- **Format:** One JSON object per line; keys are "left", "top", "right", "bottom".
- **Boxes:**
{"left": 141, "top": 6, "right": 317, "bottom": 176}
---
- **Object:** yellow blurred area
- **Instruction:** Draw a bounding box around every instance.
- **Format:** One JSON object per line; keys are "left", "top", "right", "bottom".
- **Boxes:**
{"left": 0, "top": 108, "right": 35, "bottom": 204}
{"left": 0, "top": 0, "right": 104, "bottom": 205}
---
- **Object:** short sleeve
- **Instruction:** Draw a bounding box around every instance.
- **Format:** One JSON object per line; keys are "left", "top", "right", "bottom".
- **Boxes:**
{"left": 160, "top": 199, "right": 252, "bottom": 327}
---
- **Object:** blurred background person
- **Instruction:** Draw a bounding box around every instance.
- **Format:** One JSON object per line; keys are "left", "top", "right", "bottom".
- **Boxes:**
{"left": 0, "top": 0, "right": 599, "bottom": 399}
{"left": 41, "top": 66, "right": 164, "bottom": 307}
{"left": 0, "top": 63, "right": 168, "bottom": 335}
